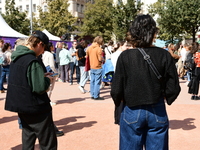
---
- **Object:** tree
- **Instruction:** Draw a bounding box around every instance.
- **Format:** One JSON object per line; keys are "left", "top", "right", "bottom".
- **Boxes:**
{"left": 2, "top": 0, "right": 30, "bottom": 35}
{"left": 148, "top": 0, "right": 200, "bottom": 42}
{"left": 112, "top": 0, "right": 142, "bottom": 41}
{"left": 38, "top": 0, "right": 77, "bottom": 38}
{"left": 80, "top": 0, "right": 113, "bottom": 42}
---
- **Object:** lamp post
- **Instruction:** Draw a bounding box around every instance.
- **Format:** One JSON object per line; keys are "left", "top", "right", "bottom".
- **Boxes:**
{"left": 29, "top": 0, "right": 33, "bottom": 34}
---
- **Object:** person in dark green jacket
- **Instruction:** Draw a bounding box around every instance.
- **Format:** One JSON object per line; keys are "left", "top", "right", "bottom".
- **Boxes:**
{"left": 5, "top": 30, "right": 57, "bottom": 150}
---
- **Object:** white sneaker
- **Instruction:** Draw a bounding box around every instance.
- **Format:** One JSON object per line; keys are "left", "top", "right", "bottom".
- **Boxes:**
{"left": 78, "top": 86, "right": 85, "bottom": 94}
{"left": 50, "top": 102, "right": 57, "bottom": 106}
{"left": 84, "top": 89, "right": 90, "bottom": 93}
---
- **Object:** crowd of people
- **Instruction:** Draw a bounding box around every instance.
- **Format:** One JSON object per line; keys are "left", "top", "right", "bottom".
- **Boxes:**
{"left": 2, "top": 13, "right": 200, "bottom": 149}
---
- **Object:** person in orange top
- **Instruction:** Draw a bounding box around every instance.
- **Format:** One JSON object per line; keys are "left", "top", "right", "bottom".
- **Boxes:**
{"left": 86, "top": 36, "right": 104, "bottom": 100}
{"left": 188, "top": 42, "right": 200, "bottom": 100}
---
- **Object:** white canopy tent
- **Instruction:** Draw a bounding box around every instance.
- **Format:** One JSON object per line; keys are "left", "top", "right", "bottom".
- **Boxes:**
{"left": 0, "top": 14, "right": 28, "bottom": 38}
{"left": 42, "top": 29, "right": 60, "bottom": 41}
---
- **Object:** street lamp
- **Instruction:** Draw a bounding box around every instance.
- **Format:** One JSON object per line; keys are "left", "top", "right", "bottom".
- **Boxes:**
{"left": 29, "top": 0, "right": 33, "bottom": 34}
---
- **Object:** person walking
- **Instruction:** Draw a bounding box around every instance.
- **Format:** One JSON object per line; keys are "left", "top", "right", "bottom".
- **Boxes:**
{"left": 5, "top": 30, "right": 57, "bottom": 150}
{"left": 76, "top": 40, "right": 90, "bottom": 93}
{"left": 86, "top": 36, "right": 104, "bottom": 100}
{"left": 111, "top": 14, "right": 181, "bottom": 150}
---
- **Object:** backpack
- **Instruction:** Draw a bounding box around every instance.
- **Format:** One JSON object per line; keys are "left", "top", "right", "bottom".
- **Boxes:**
{"left": 184, "top": 53, "right": 195, "bottom": 70}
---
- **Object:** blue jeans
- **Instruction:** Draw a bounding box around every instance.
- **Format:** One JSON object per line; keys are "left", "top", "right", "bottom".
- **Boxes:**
{"left": 90, "top": 68, "right": 102, "bottom": 98}
{"left": 69, "top": 62, "right": 80, "bottom": 84}
{"left": 120, "top": 98, "right": 169, "bottom": 150}
{"left": 79, "top": 66, "right": 89, "bottom": 87}
{"left": 0, "top": 65, "right": 10, "bottom": 90}
{"left": 186, "top": 70, "right": 192, "bottom": 82}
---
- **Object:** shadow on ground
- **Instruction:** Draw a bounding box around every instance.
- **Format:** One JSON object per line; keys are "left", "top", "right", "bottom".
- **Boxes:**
{"left": 54, "top": 116, "right": 85, "bottom": 126}
{"left": 56, "top": 98, "right": 85, "bottom": 104}
{"left": 0, "top": 97, "right": 5, "bottom": 101}
{"left": 59, "top": 121, "right": 97, "bottom": 133}
{"left": 11, "top": 144, "right": 40, "bottom": 150}
{"left": 0, "top": 115, "right": 18, "bottom": 124}
{"left": 169, "top": 118, "right": 196, "bottom": 130}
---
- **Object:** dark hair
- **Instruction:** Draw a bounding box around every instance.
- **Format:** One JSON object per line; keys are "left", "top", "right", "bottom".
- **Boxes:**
{"left": 79, "top": 40, "right": 88, "bottom": 48}
{"left": 174, "top": 42, "right": 181, "bottom": 51}
{"left": 127, "top": 14, "right": 158, "bottom": 48}
{"left": 45, "top": 42, "right": 54, "bottom": 52}
{"left": 108, "top": 40, "right": 114, "bottom": 46}
{"left": 2, "top": 43, "right": 11, "bottom": 52}
{"left": 190, "top": 42, "right": 199, "bottom": 54}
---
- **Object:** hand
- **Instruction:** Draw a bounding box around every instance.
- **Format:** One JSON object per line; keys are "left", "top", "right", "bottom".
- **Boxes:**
{"left": 46, "top": 75, "right": 53, "bottom": 84}
{"left": 44, "top": 72, "right": 53, "bottom": 77}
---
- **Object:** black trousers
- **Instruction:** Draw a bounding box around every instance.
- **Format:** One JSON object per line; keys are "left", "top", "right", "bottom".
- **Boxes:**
{"left": 18, "top": 111, "right": 57, "bottom": 150}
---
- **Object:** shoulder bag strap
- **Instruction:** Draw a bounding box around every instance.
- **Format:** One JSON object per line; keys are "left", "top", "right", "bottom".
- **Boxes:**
{"left": 107, "top": 47, "right": 111, "bottom": 54}
{"left": 137, "top": 48, "right": 162, "bottom": 80}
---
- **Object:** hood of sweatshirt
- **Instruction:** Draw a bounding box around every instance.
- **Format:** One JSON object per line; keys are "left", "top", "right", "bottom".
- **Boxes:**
{"left": 11, "top": 45, "right": 36, "bottom": 62}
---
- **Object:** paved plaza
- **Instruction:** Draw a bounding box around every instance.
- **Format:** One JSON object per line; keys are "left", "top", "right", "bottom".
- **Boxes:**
{"left": 0, "top": 79, "right": 200, "bottom": 150}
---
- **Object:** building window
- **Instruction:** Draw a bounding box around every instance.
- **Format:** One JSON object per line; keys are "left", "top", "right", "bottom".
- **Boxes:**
{"left": 81, "top": 5, "right": 84, "bottom": 13}
{"left": 26, "top": 5, "right": 29, "bottom": 12}
{"left": 19, "top": 5, "right": 22, "bottom": 12}
{"left": 76, "top": 4, "right": 80, "bottom": 12}
{"left": 44, "top": 5, "right": 47, "bottom": 12}
{"left": 33, "top": 4, "right": 36, "bottom": 12}
{"left": 0, "top": 8, "right": 1, "bottom": 13}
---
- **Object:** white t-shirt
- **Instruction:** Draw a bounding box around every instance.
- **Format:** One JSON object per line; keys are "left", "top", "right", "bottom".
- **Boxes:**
{"left": 180, "top": 48, "right": 189, "bottom": 62}
{"left": 111, "top": 50, "right": 122, "bottom": 71}
{"left": 42, "top": 51, "right": 57, "bottom": 73}
{"left": 105, "top": 46, "right": 113, "bottom": 60}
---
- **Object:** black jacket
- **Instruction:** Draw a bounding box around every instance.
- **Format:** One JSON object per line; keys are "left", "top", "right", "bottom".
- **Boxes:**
{"left": 111, "top": 47, "right": 181, "bottom": 107}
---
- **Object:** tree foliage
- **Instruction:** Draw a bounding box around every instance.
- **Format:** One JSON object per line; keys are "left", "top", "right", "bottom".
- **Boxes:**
{"left": 112, "top": 0, "right": 142, "bottom": 41}
{"left": 80, "top": 0, "right": 113, "bottom": 42}
{"left": 38, "top": 0, "right": 77, "bottom": 37}
{"left": 148, "top": 0, "right": 200, "bottom": 42}
{"left": 2, "top": 0, "right": 30, "bottom": 35}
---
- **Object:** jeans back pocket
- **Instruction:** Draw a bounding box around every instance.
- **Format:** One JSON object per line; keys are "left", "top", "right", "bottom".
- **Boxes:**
{"left": 123, "top": 106, "right": 141, "bottom": 124}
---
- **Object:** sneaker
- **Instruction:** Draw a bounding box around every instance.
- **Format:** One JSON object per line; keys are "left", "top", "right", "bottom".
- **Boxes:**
{"left": 94, "top": 97, "right": 104, "bottom": 100}
{"left": 78, "top": 86, "right": 85, "bottom": 94}
{"left": 185, "top": 81, "right": 189, "bottom": 85}
{"left": 84, "top": 89, "right": 90, "bottom": 93}
{"left": 50, "top": 102, "right": 57, "bottom": 106}
{"left": 100, "top": 83, "right": 105, "bottom": 89}
{"left": 191, "top": 96, "right": 195, "bottom": 100}
{"left": 69, "top": 83, "right": 73, "bottom": 85}
{"left": 194, "top": 96, "right": 200, "bottom": 100}
{"left": 58, "top": 78, "right": 64, "bottom": 82}
{"left": 56, "top": 130, "right": 64, "bottom": 137}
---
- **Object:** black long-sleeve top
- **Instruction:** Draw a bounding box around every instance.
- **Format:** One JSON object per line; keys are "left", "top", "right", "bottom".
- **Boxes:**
{"left": 76, "top": 45, "right": 86, "bottom": 66}
{"left": 110, "top": 47, "right": 181, "bottom": 107}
